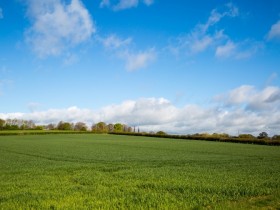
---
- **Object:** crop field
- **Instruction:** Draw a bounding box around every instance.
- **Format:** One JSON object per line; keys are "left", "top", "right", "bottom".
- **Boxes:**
{"left": 0, "top": 134, "right": 280, "bottom": 209}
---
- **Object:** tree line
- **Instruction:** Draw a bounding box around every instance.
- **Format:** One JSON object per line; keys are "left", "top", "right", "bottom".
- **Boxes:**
{"left": 0, "top": 118, "right": 139, "bottom": 133}
{"left": 0, "top": 118, "right": 279, "bottom": 141}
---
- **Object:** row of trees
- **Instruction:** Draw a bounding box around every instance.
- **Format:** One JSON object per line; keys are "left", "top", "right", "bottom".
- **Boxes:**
{"left": 193, "top": 132, "right": 280, "bottom": 140}
{"left": 191, "top": 132, "right": 280, "bottom": 141}
{"left": 0, "top": 119, "right": 140, "bottom": 133}
{"left": 0, "top": 118, "right": 39, "bottom": 130}
{"left": 91, "top": 122, "right": 139, "bottom": 133}
{"left": 0, "top": 118, "right": 141, "bottom": 133}
{"left": 42, "top": 121, "right": 139, "bottom": 133}
{"left": 0, "top": 118, "right": 279, "bottom": 140}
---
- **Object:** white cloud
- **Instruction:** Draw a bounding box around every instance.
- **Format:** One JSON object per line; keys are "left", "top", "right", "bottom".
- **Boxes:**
{"left": 99, "top": 34, "right": 132, "bottom": 49}
{"left": 170, "top": 4, "right": 238, "bottom": 56}
{"left": 169, "top": 3, "right": 259, "bottom": 59}
{"left": 217, "top": 85, "right": 255, "bottom": 105}
{"left": 98, "top": 34, "right": 156, "bottom": 71}
{"left": 143, "top": 0, "right": 154, "bottom": 6}
{"left": 100, "top": 0, "right": 154, "bottom": 11}
{"left": 100, "top": 0, "right": 110, "bottom": 8}
{"left": 1, "top": 85, "right": 280, "bottom": 136}
{"left": 63, "top": 53, "right": 79, "bottom": 66}
{"left": 217, "top": 85, "right": 280, "bottom": 112}
{"left": 201, "top": 3, "right": 238, "bottom": 33}
{"left": 190, "top": 35, "right": 213, "bottom": 53}
{"left": 0, "top": 8, "right": 3, "bottom": 19}
{"left": 25, "top": 0, "right": 95, "bottom": 57}
{"left": 120, "top": 48, "right": 156, "bottom": 71}
{"left": 216, "top": 40, "right": 262, "bottom": 59}
{"left": 266, "top": 72, "right": 278, "bottom": 86}
{"left": 114, "top": 0, "right": 138, "bottom": 11}
{"left": 215, "top": 41, "right": 236, "bottom": 58}
{"left": 224, "top": 2, "right": 239, "bottom": 17}
{"left": 267, "top": 20, "right": 280, "bottom": 40}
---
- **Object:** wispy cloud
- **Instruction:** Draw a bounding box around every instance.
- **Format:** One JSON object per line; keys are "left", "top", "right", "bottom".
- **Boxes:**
{"left": 98, "top": 34, "right": 132, "bottom": 49}
{"left": 215, "top": 40, "right": 262, "bottom": 59}
{"left": 120, "top": 48, "right": 156, "bottom": 71}
{"left": 199, "top": 3, "right": 239, "bottom": 34}
{"left": 114, "top": 0, "right": 138, "bottom": 11}
{"left": 266, "top": 73, "right": 278, "bottom": 86}
{"left": 99, "top": 34, "right": 156, "bottom": 71}
{"left": 143, "top": 0, "right": 154, "bottom": 6}
{"left": 267, "top": 20, "right": 280, "bottom": 41}
{"left": 170, "top": 3, "right": 238, "bottom": 56}
{"left": 170, "top": 3, "right": 260, "bottom": 59}
{"left": 100, "top": 0, "right": 110, "bottom": 8}
{"left": 0, "top": 8, "right": 3, "bottom": 19}
{"left": 1, "top": 85, "right": 280, "bottom": 135}
{"left": 100, "top": 0, "right": 154, "bottom": 11}
{"left": 63, "top": 53, "right": 79, "bottom": 66}
{"left": 215, "top": 41, "right": 236, "bottom": 58}
{"left": 25, "top": 0, "right": 95, "bottom": 57}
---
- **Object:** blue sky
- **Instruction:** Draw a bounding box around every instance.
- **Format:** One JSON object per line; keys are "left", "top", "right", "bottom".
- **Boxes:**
{"left": 0, "top": 0, "right": 280, "bottom": 135}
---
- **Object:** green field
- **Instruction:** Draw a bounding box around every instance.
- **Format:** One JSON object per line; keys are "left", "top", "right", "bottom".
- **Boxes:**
{"left": 0, "top": 134, "right": 280, "bottom": 209}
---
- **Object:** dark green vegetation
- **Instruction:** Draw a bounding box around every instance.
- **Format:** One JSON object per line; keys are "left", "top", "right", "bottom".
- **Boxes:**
{"left": 0, "top": 134, "right": 280, "bottom": 209}
{"left": 111, "top": 132, "right": 280, "bottom": 146}
{"left": 1, "top": 118, "right": 280, "bottom": 146}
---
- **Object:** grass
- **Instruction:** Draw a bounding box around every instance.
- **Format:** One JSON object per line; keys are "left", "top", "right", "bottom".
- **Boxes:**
{"left": 0, "top": 134, "right": 279, "bottom": 209}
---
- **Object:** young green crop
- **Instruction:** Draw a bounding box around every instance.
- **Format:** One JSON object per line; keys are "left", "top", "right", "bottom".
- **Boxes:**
{"left": 0, "top": 134, "right": 279, "bottom": 209}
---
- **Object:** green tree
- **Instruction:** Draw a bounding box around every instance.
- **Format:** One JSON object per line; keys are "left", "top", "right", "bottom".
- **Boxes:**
{"left": 57, "top": 121, "right": 73, "bottom": 130}
{"left": 156, "top": 131, "right": 166, "bottom": 135}
{"left": 35, "top": 126, "right": 44, "bottom": 130}
{"left": 272, "top": 135, "right": 280, "bottom": 140}
{"left": 0, "top": 119, "right": 5, "bottom": 130}
{"left": 74, "top": 122, "right": 88, "bottom": 131}
{"left": 239, "top": 134, "right": 255, "bottom": 139}
{"left": 46, "top": 123, "right": 56, "bottom": 130}
{"left": 114, "top": 123, "right": 123, "bottom": 132}
{"left": 92, "top": 122, "right": 108, "bottom": 133}
{"left": 258, "top": 132, "right": 268, "bottom": 139}
{"left": 107, "top": 124, "right": 114, "bottom": 132}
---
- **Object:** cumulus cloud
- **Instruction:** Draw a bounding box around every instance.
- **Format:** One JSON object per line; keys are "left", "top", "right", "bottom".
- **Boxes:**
{"left": 25, "top": 0, "right": 95, "bottom": 57}
{"left": 0, "top": 8, "right": 3, "bottom": 19}
{"left": 267, "top": 20, "right": 280, "bottom": 40}
{"left": 1, "top": 85, "right": 280, "bottom": 136}
{"left": 217, "top": 85, "right": 280, "bottom": 112}
{"left": 100, "top": 0, "right": 154, "bottom": 11}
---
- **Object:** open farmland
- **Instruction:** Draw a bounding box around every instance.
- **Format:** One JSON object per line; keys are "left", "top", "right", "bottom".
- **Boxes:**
{"left": 0, "top": 134, "right": 280, "bottom": 209}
